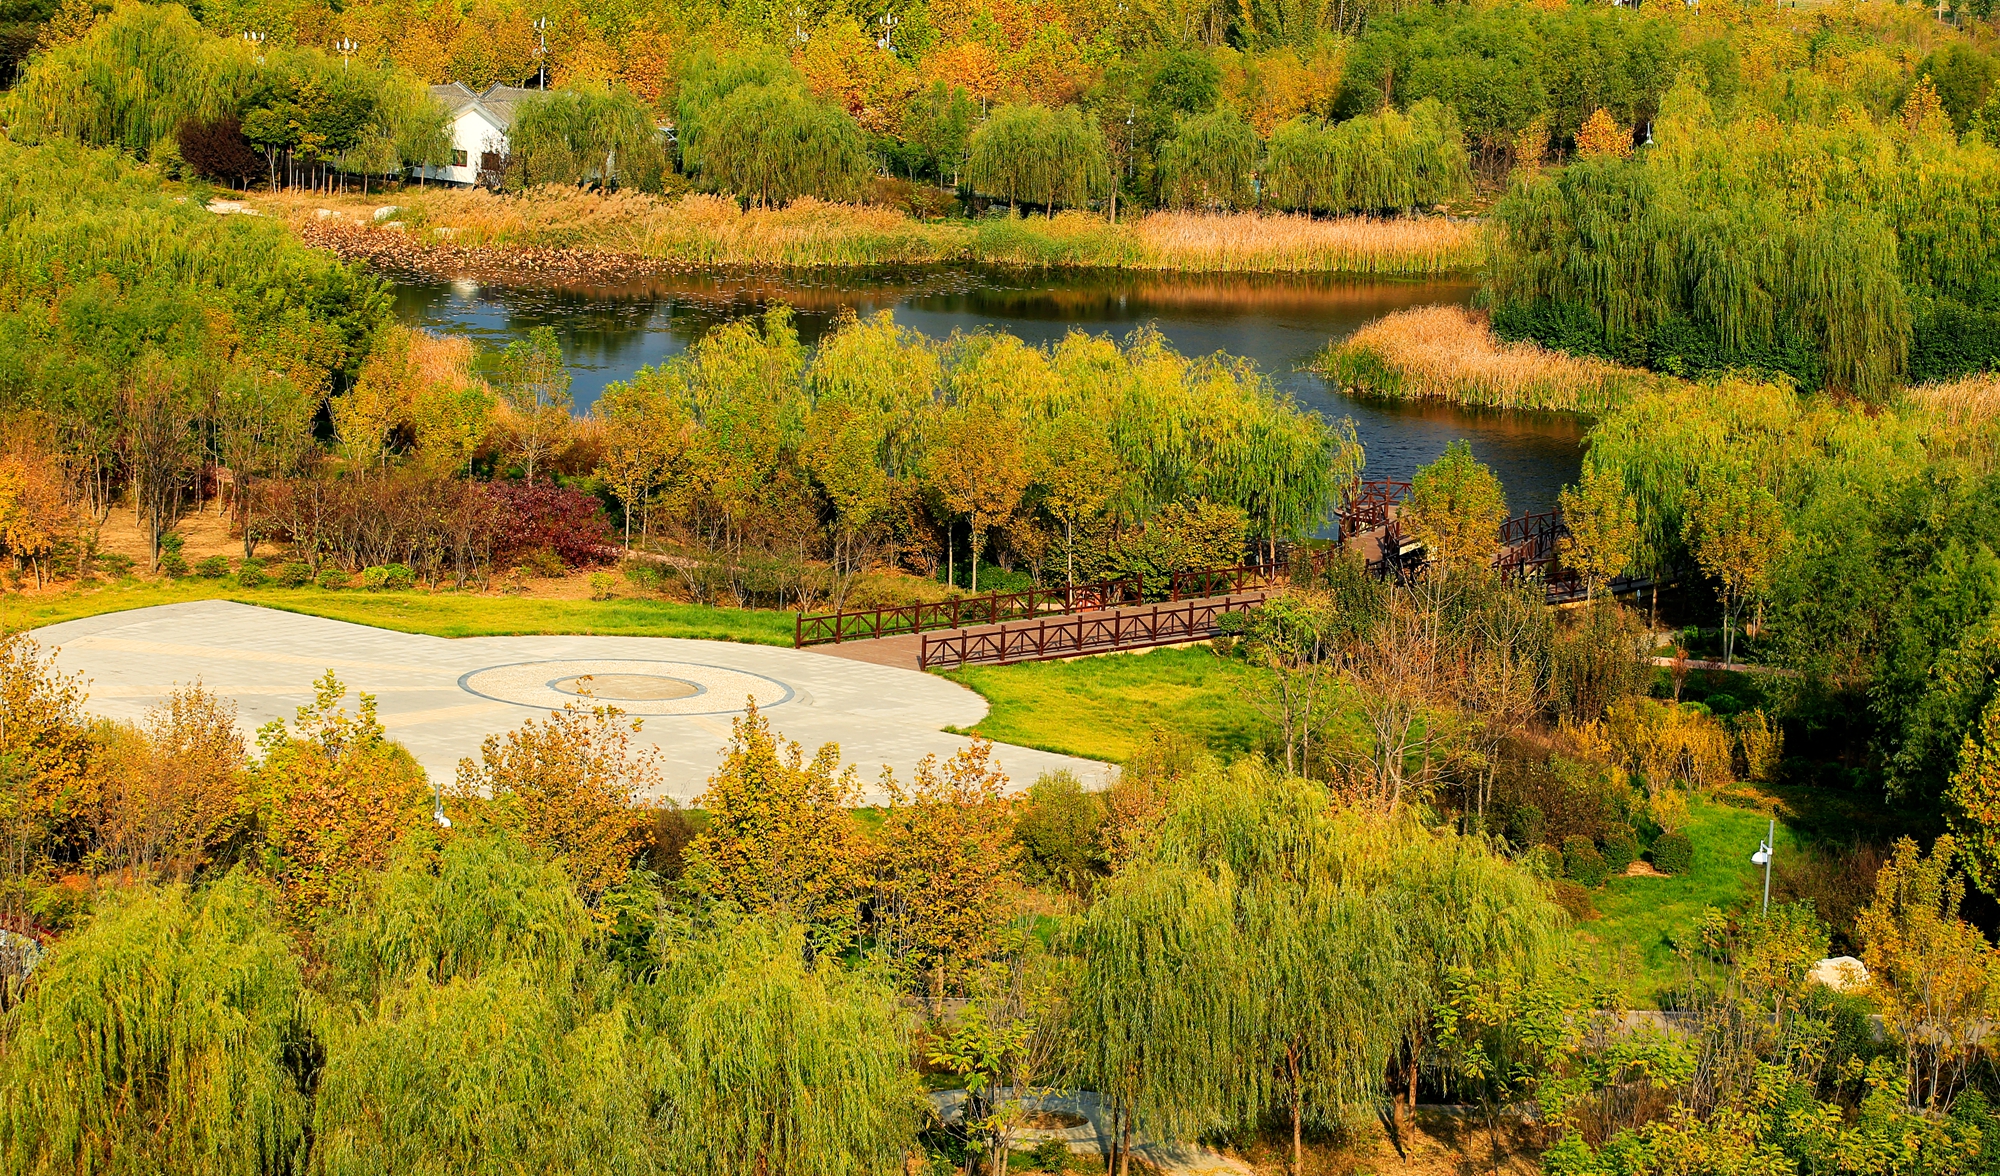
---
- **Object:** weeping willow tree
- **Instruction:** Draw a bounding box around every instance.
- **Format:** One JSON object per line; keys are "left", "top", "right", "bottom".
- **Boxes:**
{"left": 674, "top": 48, "right": 868, "bottom": 206}
{"left": 637, "top": 917, "right": 920, "bottom": 1176}
{"left": 315, "top": 831, "right": 591, "bottom": 1005}
{"left": 1068, "top": 855, "right": 1249, "bottom": 1174}
{"left": 1157, "top": 108, "right": 1259, "bottom": 212}
{"left": 1263, "top": 99, "right": 1470, "bottom": 215}
{"left": 1069, "top": 763, "right": 1522, "bottom": 1175}
{"left": 1489, "top": 154, "right": 1910, "bottom": 402}
{"left": 304, "top": 833, "right": 661, "bottom": 1174}
{"left": 1484, "top": 74, "right": 1989, "bottom": 401}
{"left": 0, "top": 875, "right": 316, "bottom": 1175}
{"left": 509, "top": 84, "right": 668, "bottom": 191}
{"left": 5, "top": 2, "right": 261, "bottom": 155}
{"left": 1043, "top": 328, "right": 1361, "bottom": 550}
{"left": 966, "top": 103, "right": 1110, "bottom": 213}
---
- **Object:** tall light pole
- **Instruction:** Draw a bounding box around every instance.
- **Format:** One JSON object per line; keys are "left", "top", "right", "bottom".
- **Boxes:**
{"left": 533, "top": 17, "right": 548, "bottom": 90}
{"left": 1750, "top": 818, "right": 1774, "bottom": 914}
{"left": 876, "top": 11, "right": 898, "bottom": 51}
{"left": 336, "top": 37, "right": 357, "bottom": 73}
{"left": 241, "top": 29, "right": 265, "bottom": 61}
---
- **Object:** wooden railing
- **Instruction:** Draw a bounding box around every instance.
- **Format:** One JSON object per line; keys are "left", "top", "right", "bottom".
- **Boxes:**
{"left": 795, "top": 576, "right": 1141, "bottom": 648}
{"left": 1337, "top": 478, "right": 1410, "bottom": 537}
{"left": 918, "top": 594, "right": 1268, "bottom": 671}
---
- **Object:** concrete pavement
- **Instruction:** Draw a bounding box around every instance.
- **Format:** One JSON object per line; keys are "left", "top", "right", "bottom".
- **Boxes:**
{"left": 30, "top": 601, "right": 1111, "bottom": 802}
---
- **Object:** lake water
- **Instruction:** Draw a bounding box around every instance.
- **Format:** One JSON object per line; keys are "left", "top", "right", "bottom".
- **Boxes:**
{"left": 391, "top": 267, "right": 1586, "bottom": 517}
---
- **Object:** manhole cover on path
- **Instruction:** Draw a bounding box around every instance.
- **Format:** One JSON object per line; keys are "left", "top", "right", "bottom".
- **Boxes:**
{"left": 459, "top": 659, "right": 793, "bottom": 716}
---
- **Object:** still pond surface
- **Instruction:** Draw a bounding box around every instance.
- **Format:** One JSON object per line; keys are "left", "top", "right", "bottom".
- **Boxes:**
{"left": 391, "top": 267, "right": 1586, "bottom": 517}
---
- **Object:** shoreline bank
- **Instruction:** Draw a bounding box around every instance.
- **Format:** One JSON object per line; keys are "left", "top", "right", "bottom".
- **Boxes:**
{"left": 273, "top": 189, "right": 1486, "bottom": 282}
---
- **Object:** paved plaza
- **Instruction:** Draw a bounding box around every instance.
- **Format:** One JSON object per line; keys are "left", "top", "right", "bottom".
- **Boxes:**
{"left": 30, "top": 601, "right": 1109, "bottom": 801}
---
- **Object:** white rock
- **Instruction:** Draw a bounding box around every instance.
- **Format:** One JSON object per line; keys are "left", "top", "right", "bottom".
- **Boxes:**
{"left": 313, "top": 208, "right": 338, "bottom": 219}
{"left": 1808, "top": 956, "right": 1868, "bottom": 992}
{"left": 373, "top": 205, "right": 400, "bottom": 221}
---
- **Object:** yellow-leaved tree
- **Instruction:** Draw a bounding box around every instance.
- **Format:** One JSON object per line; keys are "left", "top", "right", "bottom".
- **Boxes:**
{"left": 454, "top": 701, "right": 661, "bottom": 902}
{"left": 252, "top": 672, "right": 430, "bottom": 923}
{"left": 683, "top": 702, "right": 869, "bottom": 953}
{"left": 1855, "top": 835, "right": 1999, "bottom": 1109}
{"left": 874, "top": 738, "right": 1018, "bottom": 1006}
{"left": 1574, "top": 107, "right": 1631, "bottom": 159}
{"left": 932, "top": 401, "right": 1032, "bottom": 593}
{"left": 1558, "top": 465, "right": 1639, "bottom": 601}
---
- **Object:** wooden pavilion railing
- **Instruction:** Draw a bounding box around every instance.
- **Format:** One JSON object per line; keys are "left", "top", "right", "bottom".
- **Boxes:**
{"left": 919, "top": 594, "right": 1268, "bottom": 671}
{"left": 795, "top": 576, "right": 1141, "bottom": 648}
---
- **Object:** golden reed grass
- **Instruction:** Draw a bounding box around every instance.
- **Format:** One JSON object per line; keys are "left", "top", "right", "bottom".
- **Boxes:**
{"left": 261, "top": 187, "right": 1482, "bottom": 276}
{"left": 1906, "top": 372, "right": 2000, "bottom": 429}
{"left": 1316, "top": 304, "right": 1651, "bottom": 414}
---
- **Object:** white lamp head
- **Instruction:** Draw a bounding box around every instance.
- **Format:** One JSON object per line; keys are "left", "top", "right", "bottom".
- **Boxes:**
{"left": 1751, "top": 845, "right": 1771, "bottom": 866}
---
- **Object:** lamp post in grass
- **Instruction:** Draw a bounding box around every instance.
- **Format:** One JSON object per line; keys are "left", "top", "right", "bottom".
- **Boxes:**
{"left": 1750, "top": 818, "right": 1774, "bottom": 913}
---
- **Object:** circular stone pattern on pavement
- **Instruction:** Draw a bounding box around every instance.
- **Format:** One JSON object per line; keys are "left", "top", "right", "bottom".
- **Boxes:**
{"left": 459, "top": 659, "right": 793, "bottom": 716}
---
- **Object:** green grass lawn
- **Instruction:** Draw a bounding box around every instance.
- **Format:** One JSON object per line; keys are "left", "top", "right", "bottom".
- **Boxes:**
{"left": 1579, "top": 794, "right": 1806, "bottom": 1007}
{"left": 945, "top": 646, "right": 1277, "bottom": 764}
{"left": 3, "top": 578, "right": 795, "bottom": 644}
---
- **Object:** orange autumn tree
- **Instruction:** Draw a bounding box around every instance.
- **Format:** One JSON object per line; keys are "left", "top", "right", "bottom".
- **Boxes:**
{"left": 683, "top": 702, "right": 870, "bottom": 952}
{"left": 453, "top": 701, "right": 662, "bottom": 901}
{"left": 874, "top": 738, "right": 1019, "bottom": 1003}
{"left": 0, "top": 634, "right": 97, "bottom": 915}
{"left": 252, "top": 672, "right": 431, "bottom": 922}
{"left": 95, "top": 684, "right": 249, "bottom": 881}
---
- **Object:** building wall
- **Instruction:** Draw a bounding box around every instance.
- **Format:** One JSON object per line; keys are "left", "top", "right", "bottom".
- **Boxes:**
{"left": 413, "top": 108, "right": 508, "bottom": 186}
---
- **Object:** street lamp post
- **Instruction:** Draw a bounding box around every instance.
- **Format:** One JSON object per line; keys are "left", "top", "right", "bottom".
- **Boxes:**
{"left": 1749, "top": 817, "right": 1774, "bottom": 914}
{"left": 533, "top": 17, "right": 548, "bottom": 90}
{"left": 336, "top": 37, "right": 357, "bottom": 73}
{"left": 241, "top": 29, "right": 265, "bottom": 61}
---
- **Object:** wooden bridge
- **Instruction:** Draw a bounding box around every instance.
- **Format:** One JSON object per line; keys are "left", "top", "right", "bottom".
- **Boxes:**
{"left": 800, "top": 480, "right": 1655, "bottom": 672}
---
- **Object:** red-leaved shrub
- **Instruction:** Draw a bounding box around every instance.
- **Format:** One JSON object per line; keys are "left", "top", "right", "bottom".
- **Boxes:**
{"left": 486, "top": 481, "right": 611, "bottom": 569}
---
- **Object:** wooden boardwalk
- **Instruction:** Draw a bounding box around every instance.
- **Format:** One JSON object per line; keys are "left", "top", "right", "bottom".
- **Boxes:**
{"left": 802, "top": 590, "right": 1268, "bottom": 673}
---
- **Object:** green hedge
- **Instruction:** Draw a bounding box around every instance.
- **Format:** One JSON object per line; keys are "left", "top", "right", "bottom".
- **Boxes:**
{"left": 1651, "top": 831, "right": 1694, "bottom": 876}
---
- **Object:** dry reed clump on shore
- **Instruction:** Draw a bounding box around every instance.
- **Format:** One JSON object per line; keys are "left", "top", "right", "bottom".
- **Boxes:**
{"left": 1316, "top": 304, "right": 1652, "bottom": 414}
{"left": 1131, "top": 211, "right": 1485, "bottom": 275}
{"left": 260, "top": 187, "right": 1482, "bottom": 277}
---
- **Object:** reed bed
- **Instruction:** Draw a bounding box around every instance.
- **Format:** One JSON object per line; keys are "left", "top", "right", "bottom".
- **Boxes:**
{"left": 1905, "top": 372, "right": 2000, "bottom": 429}
{"left": 1905, "top": 372, "right": 2000, "bottom": 467}
{"left": 1316, "top": 304, "right": 1652, "bottom": 415}
{"left": 1131, "top": 211, "right": 1484, "bottom": 275}
{"left": 265, "top": 187, "right": 1483, "bottom": 276}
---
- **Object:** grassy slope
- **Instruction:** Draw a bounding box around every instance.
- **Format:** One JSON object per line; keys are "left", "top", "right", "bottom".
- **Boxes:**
{"left": 1579, "top": 794, "right": 1807, "bottom": 1007}
{"left": 945, "top": 647, "right": 1277, "bottom": 764}
{"left": 3, "top": 578, "right": 795, "bottom": 644}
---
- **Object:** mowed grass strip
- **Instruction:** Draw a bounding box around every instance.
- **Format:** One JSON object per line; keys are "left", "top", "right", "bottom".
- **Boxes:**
{"left": 1578, "top": 794, "right": 1805, "bottom": 1008}
{"left": 945, "top": 646, "right": 1277, "bottom": 764}
{"left": 4, "top": 579, "right": 795, "bottom": 644}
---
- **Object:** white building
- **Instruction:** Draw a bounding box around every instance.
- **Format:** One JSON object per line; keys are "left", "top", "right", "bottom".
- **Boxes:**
{"left": 414, "top": 83, "right": 538, "bottom": 187}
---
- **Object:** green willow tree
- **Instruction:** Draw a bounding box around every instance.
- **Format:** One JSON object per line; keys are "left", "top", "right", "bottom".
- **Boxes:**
{"left": 0, "top": 877, "right": 316, "bottom": 1172}
{"left": 967, "top": 104, "right": 1111, "bottom": 214}
{"left": 509, "top": 84, "right": 667, "bottom": 190}
{"left": 1263, "top": 100, "right": 1470, "bottom": 215}
{"left": 1157, "top": 108, "right": 1259, "bottom": 212}
{"left": 675, "top": 49, "right": 869, "bottom": 206}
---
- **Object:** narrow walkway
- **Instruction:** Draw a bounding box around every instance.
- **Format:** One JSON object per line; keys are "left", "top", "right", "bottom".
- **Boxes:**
{"left": 803, "top": 590, "right": 1269, "bottom": 673}
{"left": 929, "top": 1089, "right": 1252, "bottom": 1175}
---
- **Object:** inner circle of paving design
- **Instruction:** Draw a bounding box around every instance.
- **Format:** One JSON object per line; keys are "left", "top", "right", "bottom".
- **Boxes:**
{"left": 551, "top": 674, "right": 699, "bottom": 701}
{"left": 460, "top": 659, "right": 793, "bottom": 716}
